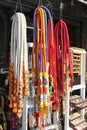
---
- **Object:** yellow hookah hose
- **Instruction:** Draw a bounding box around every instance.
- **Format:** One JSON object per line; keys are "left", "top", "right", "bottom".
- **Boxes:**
{"left": 38, "top": 8, "right": 50, "bottom": 127}
{"left": 38, "top": 8, "right": 46, "bottom": 128}
{"left": 36, "top": 7, "right": 48, "bottom": 128}
{"left": 34, "top": 6, "right": 52, "bottom": 128}
{"left": 33, "top": 8, "right": 45, "bottom": 128}
{"left": 37, "top": 11, "right": 44, "bottom": 109}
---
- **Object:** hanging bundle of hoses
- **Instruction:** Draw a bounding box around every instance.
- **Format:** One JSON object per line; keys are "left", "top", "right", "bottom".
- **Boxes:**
{"left": 8, "top": 12, "right": 29, "bottom": 118}
{"left": 33, "top": 5, "right": 58, "bottom": 128}
{"left": 55, "top": 19, "right": 73, "bottom": 128}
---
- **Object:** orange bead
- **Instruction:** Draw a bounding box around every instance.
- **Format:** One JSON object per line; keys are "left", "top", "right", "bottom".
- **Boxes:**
{"left": 24, "top": 70, "right": 29, "bottom": 74}
{"left": 9, "top": 102, "right": 13, "bottom": 108}
{"left": 13, "top": 103, "right": 17, "bottom": 108}
{"left": 12, "top": 108, "right": 18, "bottom": 113}
{"left": 24, "top": 91, "right": 30, "bottom": 97}
{"left": 17, "top": 108, "right": 22, "bottom": 113}
{"left": 13, "top": 96, "right": 16, "bottom": 101}
{"left": 17, "top": 112, "right": 22, "bottom": 118}
{"left": 18, "top": 95, "right": 23, "bottom": 99}
{"left": 18, "top": 104, "right": 23, "bottom": 109}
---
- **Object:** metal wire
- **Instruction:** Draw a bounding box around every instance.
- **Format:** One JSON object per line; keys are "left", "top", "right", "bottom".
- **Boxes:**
{"left": 38, "top": 0, "right": 43, "bottom": 6}
{"left": 15, "top": 0, "right": 22, "bottom": 13}
{"left": 60, "top": 0, "right": 63, "bottom": 19}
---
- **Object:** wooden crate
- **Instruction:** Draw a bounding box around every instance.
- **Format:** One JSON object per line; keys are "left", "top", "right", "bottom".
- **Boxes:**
{"left": 72, "top": 52, "right": 81, "bottom": 74}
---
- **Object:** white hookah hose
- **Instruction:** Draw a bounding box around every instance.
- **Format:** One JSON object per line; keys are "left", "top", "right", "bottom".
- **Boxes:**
{"left": 22, "top": 13, "right": 28, "bottom": 71}
{"left": 11, "top": 13, "right": 21, "bottom": 92}
{"left": 11, "top": 14, "right": 16, "bottom": 64}
{"left": 18, "top": 13, "right": 24, "bottom": 82}
{"left": 11, "top": 12, "right": 28, "bottom": 91}
{"left": 9, "top": 12, "right": 29, "bottom": 118}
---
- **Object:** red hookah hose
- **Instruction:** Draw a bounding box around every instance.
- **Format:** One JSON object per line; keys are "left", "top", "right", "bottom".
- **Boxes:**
{"left": 48, "top": 20, "right": 59, "bottom": 110}
{"left": 55, "top": 20, "right": 73, "bottom": 96}
{"left": 54, "top": 19, "right": 73, "bottom": 129}
{"left": 48, "top": 19, "right": 57, "bottom": 87}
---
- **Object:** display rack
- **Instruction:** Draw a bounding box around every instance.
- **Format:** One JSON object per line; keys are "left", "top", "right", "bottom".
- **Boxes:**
{"left": 64, "top": 47, "right": 86, "bottom": 130}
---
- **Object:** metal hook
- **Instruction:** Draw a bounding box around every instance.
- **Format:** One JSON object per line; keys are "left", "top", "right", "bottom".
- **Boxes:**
{"left": 38, "top": 0, "right": 43, "bottom": 6}
{"left": 15, "top": 0, "right": 22, "bottom": 13}
{"left": 41, "top": 0, "right": 42, "bottom": 5}
{"left": 60, "top": 0, "right": 64, "bottom": 19}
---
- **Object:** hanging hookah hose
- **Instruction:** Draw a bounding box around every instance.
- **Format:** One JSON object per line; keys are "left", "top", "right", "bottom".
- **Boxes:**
{"left": 35, "top": 7, "right": 49, "bottom": 128}
{"left": 33, "top": 6, "right": 56, "bottom": 128}
{"left": 55, "top": 19, "right": 73, "bottom": 129}
{"left": 40, "top": 6, "right": 59, "bottom": 112}
{"left": 48, "top": 20, "right": 59, "bottom": 112}
{"left": 34, "top": 8, "right": 45, "bottom": 128}
{"left": 8, "top": 12, "right": 29, "bottom": 119}
{"left": 33, "top": 5, "right": 59, "bottom": 128}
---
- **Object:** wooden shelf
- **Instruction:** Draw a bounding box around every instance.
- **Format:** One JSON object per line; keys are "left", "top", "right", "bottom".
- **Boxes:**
{"left": 75, "top": 101, "right": 87, "bottom": 110}
{"left": 74, "top": 122, "right": 87, "bottom": 130}
{"left": 69, "top": 117, "right": 85, "bottom": 128}
{"left": 69, "top": 112, "right": 81, "bottom": 121}
{"left": 70, "top": 95, "right": 81, "bottom": 101}
{"left": 71, "top": 98, "right": 87, "bottom": 108}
